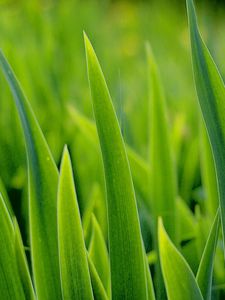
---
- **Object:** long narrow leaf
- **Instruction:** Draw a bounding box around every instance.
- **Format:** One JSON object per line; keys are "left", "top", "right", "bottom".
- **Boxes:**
{"left": 84, "top": 33, "right": 148, "bottom": 299}
{"left": 13, "top": 219, "right": 36, "bottom": 300}
{"left": 0, "top": 51, "right": 61, "bottom": 299}
{"left": 0, "top": 194, "right": 25, "bottom": 299}
{"left": 88, "top": 255, "right": 109, "bottom": 300}
{"left": 57, "top": 146, "right": 94, "bottom": 300}
{"left": 158, "top": 218, "right": 203, "bottom": 300}
{"left": 89, "top": 215, "right": 110, "bottom": 294}
{"left": 186, "top": 0, "right": 225, "bottom": 249}
{"left": 196, "top": 209, "right": 220, "bottom": 300}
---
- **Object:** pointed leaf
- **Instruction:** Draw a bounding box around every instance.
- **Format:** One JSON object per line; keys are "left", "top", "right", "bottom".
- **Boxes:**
{"left": 0, "top": 51, "right": 61, "bottom": 299}
{"left": 0, "top": 194, "right": 25, "bottom": 299}
{"left": 88, "top": 255, "right": 109, "bottom": 300}
{"left": 57, "top": 146, "right": 94, "bottom": 300}
{"left": 158, "top": 218, "right": 203, "bottom": 300}
{"left": 196, "top": 209, "right": 220, "bottom": 300}
{"left": 186, "top": 0, "right": 225, "bottom": 249}
{"left": 84, "top": 33, "right": 148, "bottom": 299}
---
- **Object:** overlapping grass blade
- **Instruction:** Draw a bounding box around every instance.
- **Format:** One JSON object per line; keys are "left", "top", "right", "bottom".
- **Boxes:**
{"left": 83, "top": 184, "right": 107, "bottom": 245}
{"left": 57, "top": 146, "right": 94, "bottom": 300}
{"left": 88, "top": 255, "right": 109, "bottom": 300}
{"left": 89, "top": 215, "right": 110, "bottom": 293}
{"left": 196, "top": 209, "right": 220, "bottom": 300}
{"left": 69, "top": 105, "right": 149, "bottom": 205}
{"left": 0, "top": 194, "right": 25, "bottom": 299}
{"left": 0, "top": 177, "right": 14, "bottom": 218}
{"left": 147, "top": 45, "right": 176, "bottom": 241}
{"left": 13, "top": 219, "right": 36, "bottom": 300}
{"left": 186, "top": 0, "right": 225, "bottom": 248}
{"left": 145, "top": 257, "right": 156, "bottom": 300}
{"left": 84, "top": 33, "right": 148, "bottom": 299}
{"left": 158, "top": 218, "right": 203, "bottom": 300}
{"left": 0, "top": 51, "right": 61, "bottom": 299}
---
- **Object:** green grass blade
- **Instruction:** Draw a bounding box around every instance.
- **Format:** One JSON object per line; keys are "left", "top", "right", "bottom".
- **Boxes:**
{"left": 13, "top": 219, "right": 36, "bottom": 300}
{"left": 57, "top": 146, "right": 94, "bottom": 300}
{"left": 88, "top": 255, "right": 109, "bottom": 300}
{"left": 200, "top": 121, "right": 219, "bottom": 217}
{"left": 69, "top": 106, "right": 149, "bottom": 204}
{"left": 186, "top": 0, "right": 225, "bottom": 249}
{"left": 196, "top": 209, "right": 220, "bottom": 300}
{"left": 145, "top": 257, "right": 156, "bottom": 300}
{"left": 89, "top": 215, "right": 110, "bottom": 294}
{"left": 0, "top": 177, "right": 14, "bottom": 218}
{"left": 158, "top": 218, "right": 203, "bottom": 300}
{"left": 147, "top": 45, "right": 177, "bottom": 242}
{"left": 84, "top": 33, "right": 148, "bottom": 299}
{"left": 0, "top": 194, "right": 25, "bottom": 299}
{"left": 0, "top": 51, "right": 61, "bottom": 299}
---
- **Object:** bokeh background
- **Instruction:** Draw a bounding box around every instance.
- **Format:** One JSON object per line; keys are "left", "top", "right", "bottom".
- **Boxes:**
{"left": 0, "top": 0, "right": 225, "bottom": 297}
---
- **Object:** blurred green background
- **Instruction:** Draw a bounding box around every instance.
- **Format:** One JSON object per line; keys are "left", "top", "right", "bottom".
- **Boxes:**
{"left": 0, "top": 0, "right": 225, "bottom": 297}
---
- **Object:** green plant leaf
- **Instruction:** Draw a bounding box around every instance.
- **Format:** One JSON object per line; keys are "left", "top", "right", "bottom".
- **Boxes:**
{"left": 83, "top": 183, "right": 107, "bottom": 246}
{"left": 145, "top": 257, "right": 156, "bottom": 300}
{"left": 13, "top": 218, "right": 36, "bottom": 300}
{"left": 158, "top": 218, "right": 203, "bottom": 300}
{"left": 177, "top": 197, "right": 196, "bottom": 243}
{"left": 147, "top": 44, "right": 177, "bottom": 242}
{"left": 89, "top": 215, "right": 110, "bottom": 294}
{"left": 0, "top": 177, "right": 14, "bottom": 218}
{"left": 180, "top": 138, "right": 199, "bottom": 204}
{"left": 186, "top": 0, "right": 225, "bottom": 249}
{"left": 0, "top": 51, "right": 61, "bottom": 299}
{"left": 57, "top": 146, "right": 94, "bottom": 300}
{"left": 200, "top": 121, "right": 219, "bottom": 217}
{"left": 68, "top": 105, "right": 149, "bottom": 205}
{"left": 0, "top": 194, "right": 25, "bottom": 299}
{"left": 196, "top": 209, "right": 220, "bottom": 300}
{"left": 88, "top": 255, "right": 109, "bottom": 300}
{"left": 84, "top": 33, "right": 148, "bottom": 299}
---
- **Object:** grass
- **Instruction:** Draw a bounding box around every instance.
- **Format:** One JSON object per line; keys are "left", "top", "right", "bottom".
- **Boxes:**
{"left": 0, "top": 0, "right": 224, "bottom": 299}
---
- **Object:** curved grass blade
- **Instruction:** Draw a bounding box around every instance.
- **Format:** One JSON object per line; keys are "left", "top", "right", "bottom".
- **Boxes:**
{"left": 13, "top": 219, "right": 36, "bottom": 300}
{"left": 89, "top": 215, "right": 110, "bottom": 294}
{"left": 0, "top": 194, "right": 25, "bottom": 299}
{"left": 186, "top": 0, "right": 225, "bottom": 249}
{"left": 158, "top": 218, "right": 203, "bottom": 300}
{"left": 196, "top": 209, "right": 220, "bottom": 300}
{"left": 88, "top": 255, "right": 109, "bottom": 300}
{"left": 0, "top": 51, "right": 61, "bottom": 299}
{"left": 84, "top": 33, "right": 148, "bottom": 299}
{"left": 57, "top": 146, "right": 94, "bottom": 300}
